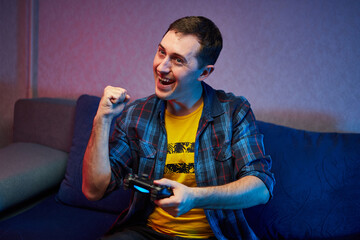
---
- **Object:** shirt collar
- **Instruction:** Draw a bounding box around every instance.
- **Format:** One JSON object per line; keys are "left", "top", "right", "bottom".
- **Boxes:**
{"left": 201, "top": 81, "right": 224, "bottom": 121}
{"left": 157, "top": 81, "right": 225, "bottom": 123}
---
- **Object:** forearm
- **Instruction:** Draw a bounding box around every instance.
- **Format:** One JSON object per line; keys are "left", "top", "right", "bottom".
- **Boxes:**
{"left": 192, "top": 175, "right": 270, "bottom": 210}
{"left": 82, "top": 86, "right": 130, "bottom": 201}
{"left": 82, "top": 116, "right": 112, "bottom": 201}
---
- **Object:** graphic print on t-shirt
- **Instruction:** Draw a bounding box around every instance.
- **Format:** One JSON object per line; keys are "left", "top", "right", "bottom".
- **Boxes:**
{"left": 165, "top": 142, "right": 195, "bottom": 175}
{"left": 167, "top": 142, "right": 195, "bottom": 154}
{"left": 147, "top": 101, "right": 214, "bottom": 238}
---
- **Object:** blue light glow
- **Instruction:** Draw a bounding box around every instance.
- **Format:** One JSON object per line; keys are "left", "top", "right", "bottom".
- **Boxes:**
{"left": 134, "top": 185, "right": 150, "bottom": 193}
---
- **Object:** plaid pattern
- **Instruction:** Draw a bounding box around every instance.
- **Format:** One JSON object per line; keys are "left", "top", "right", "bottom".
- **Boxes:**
{"left": 108, "top": 82, "right": 274, "bottom": 240}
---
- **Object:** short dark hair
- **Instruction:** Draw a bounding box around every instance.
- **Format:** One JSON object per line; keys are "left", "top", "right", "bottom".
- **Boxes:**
{"left": 165, "top": 16, "right": 223, "bottom": 68}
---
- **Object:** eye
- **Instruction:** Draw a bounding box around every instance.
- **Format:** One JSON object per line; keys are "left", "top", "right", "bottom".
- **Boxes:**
{"left": 172, "top": 57, "right": 185, "bottom": 66}
{"left": 158, "top": 48, "right": 166, "bottom": 57}
{"left": 175, "top": 58, "right": 183, "bottom": 63}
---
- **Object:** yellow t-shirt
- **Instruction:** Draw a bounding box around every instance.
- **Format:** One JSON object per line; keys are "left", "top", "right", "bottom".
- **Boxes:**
{"left": 147, "top": 102, "right": 214, "bottom": 238}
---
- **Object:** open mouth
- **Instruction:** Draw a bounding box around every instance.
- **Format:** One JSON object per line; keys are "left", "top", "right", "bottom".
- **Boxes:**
{"left": 159, "top": 77, "right": 176, "bottom": 85}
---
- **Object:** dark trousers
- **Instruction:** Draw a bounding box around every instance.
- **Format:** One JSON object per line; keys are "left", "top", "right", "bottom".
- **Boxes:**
{"left": 100, "top": 225, "right": 217, "bottom": 240}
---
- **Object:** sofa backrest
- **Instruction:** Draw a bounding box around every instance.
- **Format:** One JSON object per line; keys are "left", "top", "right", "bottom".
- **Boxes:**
{"left": 244, "top": 120, "right": 360, "bottom": 239}
{"left": 13, "top": 98, "right": 76, "bottom": 152}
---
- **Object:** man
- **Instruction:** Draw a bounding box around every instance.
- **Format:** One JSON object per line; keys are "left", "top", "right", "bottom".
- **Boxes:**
{"left": 82, "top": 16, "right": 275, "bottom": 240}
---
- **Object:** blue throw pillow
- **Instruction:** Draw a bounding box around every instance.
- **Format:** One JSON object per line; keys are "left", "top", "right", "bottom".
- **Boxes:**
{"left": 244, "top": 121, "right": 360, "bottom": 239}
{"left": 57, "top": 95, "right": 131, "bottom": 213}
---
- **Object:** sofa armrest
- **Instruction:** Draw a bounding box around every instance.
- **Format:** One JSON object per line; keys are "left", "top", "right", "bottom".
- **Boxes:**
{"left": 0, "top": 142, "right": 68, "bottom": 211}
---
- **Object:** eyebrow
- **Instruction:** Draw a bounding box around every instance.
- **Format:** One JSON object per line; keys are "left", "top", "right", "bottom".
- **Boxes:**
{"left": 158, "top": 44, "right": 188, "bottom": 64}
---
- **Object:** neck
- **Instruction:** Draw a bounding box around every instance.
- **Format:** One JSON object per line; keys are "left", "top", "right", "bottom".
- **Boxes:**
{"left": 166, "top": 90, "right": 203, "bottom": 116}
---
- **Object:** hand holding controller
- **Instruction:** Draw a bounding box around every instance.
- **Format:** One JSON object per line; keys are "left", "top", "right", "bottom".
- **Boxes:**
{"left": 123, "top": 174, "right": 173, "bottom": 201}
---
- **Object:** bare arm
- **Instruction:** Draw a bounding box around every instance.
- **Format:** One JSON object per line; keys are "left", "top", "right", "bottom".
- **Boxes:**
{"left": 82, "top": 86, "right": 130, "bottom": 201}
{"left": 154, "top": 176, "right": 269, "bottom": 217}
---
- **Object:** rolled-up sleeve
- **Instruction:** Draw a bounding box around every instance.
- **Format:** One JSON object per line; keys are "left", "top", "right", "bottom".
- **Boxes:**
{"left": 106, "top": 118, "right": 133, "bottom": 193}
{"left": 232, "top": 102, "right": 275, "bottom": 198}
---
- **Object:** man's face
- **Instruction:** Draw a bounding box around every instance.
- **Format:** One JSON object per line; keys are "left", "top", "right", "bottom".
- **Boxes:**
{"left": 153, "top": 30, "right": 204, "bottom": 103}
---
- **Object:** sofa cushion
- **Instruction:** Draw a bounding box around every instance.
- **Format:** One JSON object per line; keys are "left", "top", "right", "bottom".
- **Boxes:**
{"left": 13, "top": 98, "right": 76, "bottom": 153}
{"left": 243, "top": 121, "right": 360, "bottom": 239}
{"left": 0, "top": 194, "right": 118, "bottom": 240}
{"left": 57, "top": 95, "right": 130, "bottom": 213}
{"left": 0, "top": 143, "right": 68, "bottom": 211}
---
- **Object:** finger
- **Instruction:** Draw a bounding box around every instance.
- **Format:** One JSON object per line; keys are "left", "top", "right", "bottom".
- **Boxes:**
{"left": 155, "top": 195, "right": 178, "bottom": 208}
{"left": 153, "top": 178, "right": 176, "bottom": 187}
{"left": 110, "top": 91, "right": 130, "bottom": 104}
{"left": 103, "top": 86, "right": 129, "bottom": 104}
{"left": 110, "top": 93, "right": 130, "bottom": 104}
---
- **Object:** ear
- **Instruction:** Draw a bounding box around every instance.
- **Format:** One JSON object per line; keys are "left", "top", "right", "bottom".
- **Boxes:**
{"left": 198, "top": 65, "right": 215, "bottom": 81}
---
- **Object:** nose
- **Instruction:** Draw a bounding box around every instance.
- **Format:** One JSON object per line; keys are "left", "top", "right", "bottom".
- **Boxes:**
{"left": 158, "top": 56, "right": 171, "bottom": 73}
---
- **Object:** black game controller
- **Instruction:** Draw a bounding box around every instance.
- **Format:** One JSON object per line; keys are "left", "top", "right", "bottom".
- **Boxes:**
{"left": 123, "top": 174, "right": 173, "bottom": 201}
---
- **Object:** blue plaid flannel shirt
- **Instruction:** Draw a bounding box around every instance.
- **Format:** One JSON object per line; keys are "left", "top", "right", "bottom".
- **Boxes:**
{"left": 108, "top": 82, "right": 275, "bottom": 239}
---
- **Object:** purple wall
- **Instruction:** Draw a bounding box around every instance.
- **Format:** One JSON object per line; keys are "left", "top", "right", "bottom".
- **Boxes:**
{"left": 0, "top": 0, "right": 29, "bottom": 147}
{"left": 1, "top": 0, "right": 360, "bottom": 147}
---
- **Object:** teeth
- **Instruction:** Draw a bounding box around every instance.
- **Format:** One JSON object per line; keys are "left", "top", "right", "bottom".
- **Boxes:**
{"left": 160, "top": 77, "right": 171, "bottom": 82}
{"left": 159, "top": 77, "right": 174, "bottom": 84}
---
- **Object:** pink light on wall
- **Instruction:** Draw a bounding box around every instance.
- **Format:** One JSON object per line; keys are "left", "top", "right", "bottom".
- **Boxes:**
{"left": 34, "top": 0, "right": 360, "bottom": 133}
{"left": 26, "top": 0, "right": 39, "bottom": 99}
